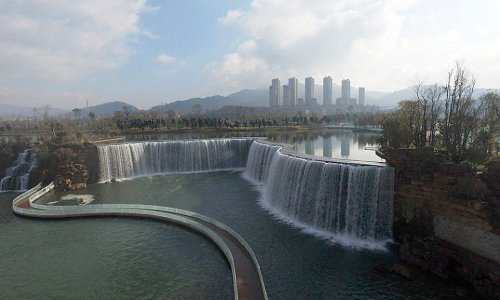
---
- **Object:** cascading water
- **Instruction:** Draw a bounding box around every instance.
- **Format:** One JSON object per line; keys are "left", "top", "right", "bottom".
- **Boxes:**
{"left": 244, "top": 141, "right": 394, "bottom": 249}
{"left": 98, "top": 138, "right": 254, "bottom": 182}
{"left": 244, "top": 141, "right": 280, "bottom": 183}
{"left": 96, "top": 138, "right": 394, "bottom": 249}
{"left": 0, "top": 149, "right": 37, "bottom": 192}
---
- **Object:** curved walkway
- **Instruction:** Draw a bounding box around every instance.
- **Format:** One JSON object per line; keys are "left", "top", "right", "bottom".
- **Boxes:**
{"left": 12, "top": 183, "right": 267, "bottom": 300}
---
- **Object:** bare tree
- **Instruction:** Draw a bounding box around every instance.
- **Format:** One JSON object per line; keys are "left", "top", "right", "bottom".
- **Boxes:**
{"left": 415, "top": 83, "right": 444, "bottom": 148}
{"left": 72, "top": 108, "right": 81, "bottom": 120}
{"left": 441, "top": 62, "right": 479, "bottom": 162}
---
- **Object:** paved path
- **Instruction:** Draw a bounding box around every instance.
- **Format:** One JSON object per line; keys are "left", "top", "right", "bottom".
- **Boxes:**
{"left": 12, "top": 184, "right": 267, "bottom": 300}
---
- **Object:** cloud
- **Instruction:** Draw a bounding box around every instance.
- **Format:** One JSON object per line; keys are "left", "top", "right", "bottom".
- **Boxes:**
{"left": 218, "top": 9, "right": 244, "bottom": 25}
{"left": 0, "top": 0, "right": 151, "bottom": 81}
{"left": 157, "top": 54, "right": 177, "bottom": 64}
{"left": 210, "top": 0, "right": 500, "bottom": 92}
{"left": 208, "top": 40, "right": 271, "bottom": 90}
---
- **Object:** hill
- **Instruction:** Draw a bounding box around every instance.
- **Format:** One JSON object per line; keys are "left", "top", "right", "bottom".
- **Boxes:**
{"left": 85, "top": 101, "right": 139, "bottom": 116}
{"left": 374, "top": 87, "right": 497, "bottom": 107}
{"left": 150, "top": 89, "right": 268, "bottom": 113}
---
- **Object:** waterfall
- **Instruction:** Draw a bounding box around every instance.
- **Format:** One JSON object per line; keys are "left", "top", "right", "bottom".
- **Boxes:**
{"left": 97, "top": 138, "right": 254, "bottom": 182}
{"left": 0, "top": 149, "right": 37, "bottom": 192}
{"left": 244, "top": 141, "right": 394, "bottom": 248}
{"left": 244, "top": 141, "right": 280, "bottom": 183}
{"left": 96, "top": 138, "right": 394, "bottom": 248}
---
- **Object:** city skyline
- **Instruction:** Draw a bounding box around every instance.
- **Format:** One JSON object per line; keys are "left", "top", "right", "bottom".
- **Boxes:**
{"left": 1, "top": 1, "right": 499, "bottom": 109}
{"left": 269, "top": 76, "right": 366, "bottom": 108}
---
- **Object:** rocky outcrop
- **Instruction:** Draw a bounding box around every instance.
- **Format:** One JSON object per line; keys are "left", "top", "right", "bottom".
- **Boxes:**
{"left": 83, "top": 142, "right": 99, "bottom": 184}
{"left": 54, "top": 163, "right": 89, "bottom": 190}
{"left": 378, "top": 148, "right": 500, "bottom": 299}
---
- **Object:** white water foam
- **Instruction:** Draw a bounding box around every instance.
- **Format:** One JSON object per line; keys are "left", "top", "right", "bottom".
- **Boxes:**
{"left": 243, "top": 140, "right": 394, "bottom": 250}
{"left": 47, "top": 194, "right": 95, "bottom": 205}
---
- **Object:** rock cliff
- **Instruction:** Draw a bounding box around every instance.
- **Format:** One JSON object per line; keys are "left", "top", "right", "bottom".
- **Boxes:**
{"left": 378, "top": 148, "right": 500, "bottom": 299}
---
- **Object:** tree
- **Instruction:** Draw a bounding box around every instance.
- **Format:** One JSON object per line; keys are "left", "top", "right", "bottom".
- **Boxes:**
{"left": 72, "top": 108, "right": 81, "bottom": 119}
{"left": 122, "top": 106, "right": 131, "bottom": 119}
{"left": 414, "top": 83, "right": 444, "bottom": 148}
{"left": 165, "top": 109, "right": 176, "bottom": 128}
{"left": 466, "top": 92, "right": 500, "bottom": 163}
{"left": 379, "top": 102, "right": 414, "bottom": 148}
{"left": 192, "top": 103, "right": 202, "bottom": 115}
{"left": 441, "top": 62, "right": 479, "bottom": 162}
{"left": 380, "top": 61, "right": 498, "bottom": 164}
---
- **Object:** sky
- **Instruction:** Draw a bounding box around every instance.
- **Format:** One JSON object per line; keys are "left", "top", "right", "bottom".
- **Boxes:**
{"left": 1, "top": 0, "right": 499, "bottom": 109}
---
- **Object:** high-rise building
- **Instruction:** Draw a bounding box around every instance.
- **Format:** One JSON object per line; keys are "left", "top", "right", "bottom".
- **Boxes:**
{"left": 283, "top": 85, "right": 290, "bottom": 106}
{"left": 341, "top": 133, "right": 350, "bottom": 157}
{"left": 305, "top": 137, "right": 314, "bottom": 155}
{"left": 269, "top": 86, "right": 275, "bottom": 107}
{"left": 341, "top": 79, "right": 350, "bottom": 106}
{"left": 323, "top": 135, "right": 332, "bottom": 158}
{"left": 288, "top": 77, "right": 298, "bottom": 106}
{"left": 359, "top": 87, "right": 365, "bottom": 106}
{"left": 268, "top": 78, "right": 281, "bottom": 107}
{"left": 305, "top": 77, "right": 315, "bottom": 104}
{"left": 323, "top": 76, "right": 333, "bottom": 106}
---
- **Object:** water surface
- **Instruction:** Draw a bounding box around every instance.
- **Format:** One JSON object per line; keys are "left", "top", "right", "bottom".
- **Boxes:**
{"left": 0, "top": 192, "right": 232, "bottom": 299}
{"left": 34, "top": 172, "right": 459, "bottom": 299}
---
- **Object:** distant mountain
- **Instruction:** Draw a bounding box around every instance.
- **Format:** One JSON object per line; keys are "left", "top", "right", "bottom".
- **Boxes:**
{"left": 150, "top": 95, "right": 231, "bottom": 113}
{"left": 85, "top": 101, "right": 139, "bottom": 116}
{"left": 151, "top": 84, "right": 393, "bottom": 112}
{"left": 227, "top": 89, "right": 268, "bottom": 107}
{"left": 150, "top": 89, "right": 268, "bottom": 113}
{"left": 374, "top": 87, "right": 497, "bottom": 107}
{"left": 0, "top": 103, "right": 68, "bottom": 119}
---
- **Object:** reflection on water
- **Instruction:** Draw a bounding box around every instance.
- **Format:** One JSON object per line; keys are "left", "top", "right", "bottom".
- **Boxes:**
{"left": 267, "top": 129, "right": 383, "bottom": 162}
{"left": 126, "top": 129, "right": 383, "bottom": 162}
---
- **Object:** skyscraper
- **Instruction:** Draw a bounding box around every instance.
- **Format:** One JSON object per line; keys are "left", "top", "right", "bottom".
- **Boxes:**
{"left": 323, "top": 76, "right": 333, "bottom": 106}
{"left": 323, "top": 135, "right": 332, "bottom": 158}
{"left": 341, "top": 79, "right": 350, "bottom": 106}
{"left": 269, "top": 86, "right": 275, "bottom": 107}
{"left": 305, "top": 137, "right": 314, "bottom": 155}
{"left": 268, "top": 78, "right": 281, "bottom": 107}
{"left": 359, "top": 87, "right": 365, "bottom": 106}
{"left": 288, "top": 77, "right": 298, "bottom": 106}
{"left": 305, "top": 77, "right": 314, "bottom": 104}
{"left": 283, "top": 85, "right": 290, "bottom": 106}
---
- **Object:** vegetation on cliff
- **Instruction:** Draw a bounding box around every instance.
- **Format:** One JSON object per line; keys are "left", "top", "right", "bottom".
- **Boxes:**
{"left": 33, "top": 141, "right": 90, "bottom": 187}
{"left": 379, "top": 62, "right": 499, "bottom": 164}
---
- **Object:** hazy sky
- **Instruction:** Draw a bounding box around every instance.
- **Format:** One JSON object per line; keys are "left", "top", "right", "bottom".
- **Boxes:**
{"left": 1, "top": 0, "right": 499, "bottom": 109}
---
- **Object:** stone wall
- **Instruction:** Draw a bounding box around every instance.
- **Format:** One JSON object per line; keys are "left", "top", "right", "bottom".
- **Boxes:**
{"left": 378, "top": 148, "right": 500, "bottom": 299}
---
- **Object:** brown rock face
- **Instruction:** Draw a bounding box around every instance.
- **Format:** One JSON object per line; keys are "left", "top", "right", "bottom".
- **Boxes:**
{"left": 378, "top": 148, "right": 500, "bottom": 299}
{"left": 54, "top": 163, "right": 89, "bottom": 190}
